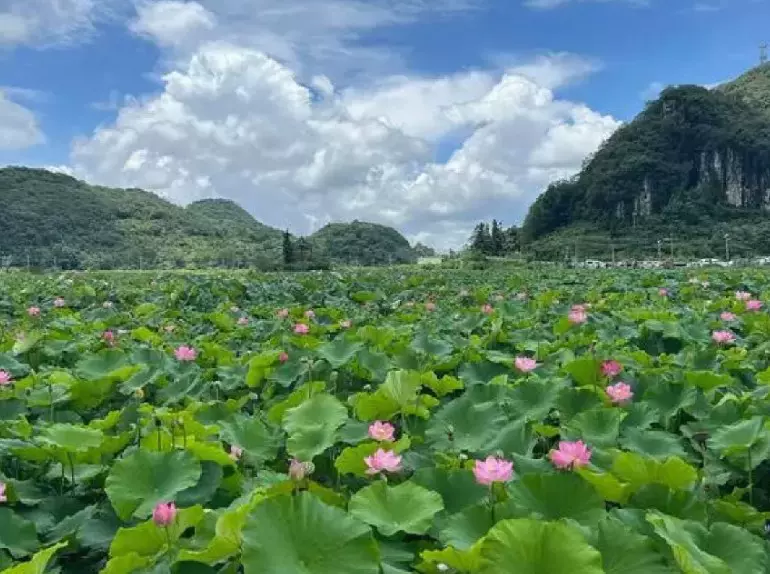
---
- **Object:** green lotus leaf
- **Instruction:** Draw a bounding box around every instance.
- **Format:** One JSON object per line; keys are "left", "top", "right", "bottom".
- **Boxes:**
{"left": 241, "top": 492, "right": 380, "bottom": 574}
{"left": 175, "top": 461, "right": 223, "bottom": 507}
{"left": 0, "top": 508, "right": 39, "bottom": 557}
{"left": 506, "top": 472, "right": 606, "bottom": 525}
{"left": 629, "top": 484, "right": 707, "bottom": 521}
{"left": 564, "top": 407, "right": 624, "bottom": 447}
{"left": 564, "top": 356, "right": 603, "bottom": 387}
{"left": 75, "top": 350, "right": 134, "bottom": 381}
{"left": 647, "top": 512, "right": 767, "bottom": 573}
{"left": 425, "top": 385, "right": 508, "bottom": 452}
{"left": 267, "top": 358, "right": 308, "bottom": 388}
{"left": 506, "top": 377, "right": 562, "bottom": 422}
{"left": 595, "top": 517, "right": 676, "bottom": 574}
{"left": 708, "top": 416, "right": 770, "bottom": 460}
{"left": 40, "top": 423, "right": 103, "bottom": 452}
{"left": 283, "top": 393, "right": 348, "bottom": 460}
{"left": 1, "top": 542, "right": 67, "bottom": 574}
{"left": 420, "top": 372, "right": 464, "bottom": 397}
{"left": 684, "top": 371, "right": 734, "bottom": 392}
{"left": 105, "top": 449, "right": 202, "bottom": 520}
{"left": 478, "top": 518, "right": 604, "bottom": 574}
{"left": 317, "top": 337, "right": 363, "bottom": 368}
{"left": 349, "top": 480, "right": 444, "bottom": 536}
{"left": 611, "top": 452, "right": 697, "bottom": 492}
{"left": 577, "top": 468, "right": 633, "bottom": 504}
{"left": 620, "top": 427, "right": 687, "bottom": 459}
{"left": 411, "top": 331, "right": 453, "bottom": 357}
{"left": 419, "top": 543, "right": 483, "bottom": 573}
{"left": 438, "top": 503, "right": 497, "bottom": 550}
{"left": 218, "top": 414, "right": 281, "bottom": 463}
{"left": 411, "top": 468, "right": 488, "bottom": 514}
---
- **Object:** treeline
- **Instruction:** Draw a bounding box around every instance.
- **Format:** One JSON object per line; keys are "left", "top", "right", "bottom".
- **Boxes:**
{"left": 468, "top": 220, "right": 521, "bottom": 256}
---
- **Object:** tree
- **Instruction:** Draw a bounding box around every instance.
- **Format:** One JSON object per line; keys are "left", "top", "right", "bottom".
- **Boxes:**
{"left": 491, "top": 219, "right": 504, "bottom": 256}
{"left": 282, "top": 230, "right": 294, "bottom": 265}
{"left": 504, "top": 226, "right": 521, "bottom": 253}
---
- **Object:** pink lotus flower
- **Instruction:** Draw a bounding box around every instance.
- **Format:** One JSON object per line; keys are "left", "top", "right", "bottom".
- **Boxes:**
{"left": 27, "top": 306, "right": 40, "bottom": 317}
{"left": 152, "top": 502, "right": 177, "bottom": 526}
{"left": 229, "top": 445, "right": 243, "bottom": 461}
{"left": 658, "top": 288, "right": 669, "bottom": 297}
{"left": 102, "top": 331, "right": 115, "bottom": 346}
{"left": 0, "top": 482, "right": 5, "bottom": 503}
{"left": 606, "top": 382, "right": 633, "bottom": 404}
{"left": 425, "top": 302, "right": 436, "bottom": 312}
{"left": 0, "top": 371, "right": 12, "bottom": 386}
{"left": 277, "top": 308, "right": 290, "bottom": 319}
{"left": 340, "top": 319, "right": 352, "bottom": 329}
{"left": 304, "top": 310, "right": 315, "bottom": 319}
{"left": 571, "top": 303, "right": 588, "bottom": 312}
{"left": 712, "top": 330, "right": 736, "bottom": 345}
{"left": 720, "top": 311, "right": 737, "bottom": 321}
{"left": 279, "top": 351, "right": 289, "bottom": 363}
{"left": 568, "top": 309, "right": 588, "bottom": 324}
{"left": 368, "top": 421, "right": 395, "bottom": 442}
{"left": 736, "top": 291, "right": 752, "bottom": 301}
{"left": 473, "top": 456, "right": 514, "bottom": 485}
{"left": 481, "top": 304, "right": 494, "bottom": 314}
{"left": 294, "top": 323, "right": 309, "bottom": 335}
{"left": 289, "top": 459, "right": 313, "bottom": 481}
{"left": 174, "top": 346, "right": 197, "bottom": 361}
{"left": 53, "top": 297, "right": 65, "bottom": 308}
{"left": 514, "top": 356, "right": 537, "bottom": 373}
{"left": 237, "top": 317, "right": 249, "bottom": 326}
{"left": 746, "top": 300, "right": 763, "bottom": 312}
{"left": 364, "top": 448, "right": 403, "bottom": 475}
{"left": 549, "top": 440, "right": 592, "bottom": 470}
{"left": 601, "top": 360, "right": 622, "bottom": 378}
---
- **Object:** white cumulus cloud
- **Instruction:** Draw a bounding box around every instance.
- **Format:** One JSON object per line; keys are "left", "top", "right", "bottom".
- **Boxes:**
{"left": 70, "top": 39, "right": 619, "bottom": 249}
{"left": 0, "top": 0, "right": 123, "bottom": 48}
{"left": 0, "top": 90, "right": 44, "bottom": 150}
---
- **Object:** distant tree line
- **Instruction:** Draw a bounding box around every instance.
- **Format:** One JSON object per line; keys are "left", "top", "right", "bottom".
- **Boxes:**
{"left": 468, "top": 220, "right": 521, "bottom": 256}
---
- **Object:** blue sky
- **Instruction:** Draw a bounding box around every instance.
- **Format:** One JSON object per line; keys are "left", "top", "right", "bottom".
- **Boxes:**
{"left": 0, "top": 0, "right": 766, "bottom": 248}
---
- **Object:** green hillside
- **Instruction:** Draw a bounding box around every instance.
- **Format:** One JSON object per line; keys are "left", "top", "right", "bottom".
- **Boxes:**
{"left": 521, "top": 64, "right": 770, "bottom": 260}
{"left": 0, "top": 167, "right": 279, "bottom": 269}
{"left": 0, "top": 167, "right": 421, "bottom": 269}
{"left": 309, "top": 221, "right": 418, "bottom": 266}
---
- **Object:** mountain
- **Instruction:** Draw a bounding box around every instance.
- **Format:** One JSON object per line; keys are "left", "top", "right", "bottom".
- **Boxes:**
{"left": 309, "top": 221, "right": 418, "bottom": 266}
{"left": 0, "top": 167, "right": 422, "bottom": 269}
{"left": 0, "top": 166, "right": 285, "bottom": 269}
{"left": 521, "top": 64, "right": 770, "bottom": 259}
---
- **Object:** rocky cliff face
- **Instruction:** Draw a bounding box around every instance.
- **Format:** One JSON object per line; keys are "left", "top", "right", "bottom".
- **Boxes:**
{"left": 523, "top": 80, "right": 770, "bottom": 240}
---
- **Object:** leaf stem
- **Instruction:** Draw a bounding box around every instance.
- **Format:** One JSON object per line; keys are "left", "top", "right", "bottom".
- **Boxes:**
{"left": 748, "top": 447, "right": 754, "bottom": 507}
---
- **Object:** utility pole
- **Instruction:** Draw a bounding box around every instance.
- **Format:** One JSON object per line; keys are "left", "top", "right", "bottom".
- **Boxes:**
{"left": 761, "top": 42, "right": 768, "bottom": 65}
{"left": 724, "top": 233, "right": 730, "bottom": 261}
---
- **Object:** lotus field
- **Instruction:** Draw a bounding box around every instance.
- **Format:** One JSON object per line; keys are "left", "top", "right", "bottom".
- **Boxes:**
{"left": 4, "top": 268, "right": 770, "bottom": 573}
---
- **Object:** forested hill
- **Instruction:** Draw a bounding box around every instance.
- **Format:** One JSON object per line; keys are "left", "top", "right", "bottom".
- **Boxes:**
{"left": 309, "top": 221, "right": 418, "bottom": 266}
{"left": 521, "top": 64, "right": 770, "bottom": 259}
{"left": 0, "top": 167, "right": 420, "bottom": 269}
